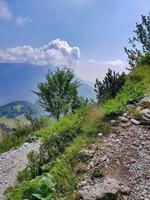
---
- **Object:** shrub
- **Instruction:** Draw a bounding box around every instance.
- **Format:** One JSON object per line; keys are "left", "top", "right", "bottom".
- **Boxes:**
{"left": 103, "top": 78, "right": 144, "bottom": 117}
{"left": 13, "top": 120, "right": 32, "bottom": 137}
{"left": 92, "top": 168, "right": 103, "bottom": 178}
{"left": 95, "top": 69, "right": 126, "bottom": 104}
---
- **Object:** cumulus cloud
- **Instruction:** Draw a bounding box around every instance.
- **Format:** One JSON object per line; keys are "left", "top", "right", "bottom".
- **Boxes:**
{"left": 16, "top": 16, "right": 32, "bottom": 27}
{"left": 0, "top": 0, "right": 12, "bottom": 21}
{"left": 74, "top": 59, "right": 127, "bottom": 83}
{"left": 0, "top": 39, "right": 81, "bottom": 66}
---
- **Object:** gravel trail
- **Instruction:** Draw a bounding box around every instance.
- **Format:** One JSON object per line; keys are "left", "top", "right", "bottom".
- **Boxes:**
{"left": 79, "top": 123, "right": 150, "bottom": 200}
{"left": 0, "top": 141, "right": 40, "bottom": 200}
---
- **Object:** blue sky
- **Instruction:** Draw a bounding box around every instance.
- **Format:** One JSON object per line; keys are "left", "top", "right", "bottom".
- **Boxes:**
{"left": 0, "top": 0, "right": 150, "bottom": 82}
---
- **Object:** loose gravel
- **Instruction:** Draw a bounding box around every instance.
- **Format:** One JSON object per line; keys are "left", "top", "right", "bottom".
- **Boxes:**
{"left": 0, "top": 141, "right": 40, "bottom": 200}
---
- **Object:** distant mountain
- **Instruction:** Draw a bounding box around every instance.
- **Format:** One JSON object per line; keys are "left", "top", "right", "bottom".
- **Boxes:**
{"left": 0, "top": 101, "right": 41, "bottom": 118}
{"left": 0, "top": 63, "right": 95, "bottom": 105}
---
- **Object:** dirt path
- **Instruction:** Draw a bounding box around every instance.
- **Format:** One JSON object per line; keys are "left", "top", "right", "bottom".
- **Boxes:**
{"left": 0, "top": 141, "right": 40, "bottom": 200}
{"left": 79, "top": 123, "right": 150, "bottom": 200}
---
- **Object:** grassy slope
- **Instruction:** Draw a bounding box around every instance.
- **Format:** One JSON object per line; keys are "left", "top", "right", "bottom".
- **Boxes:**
{"left": 5, "top": 65, "right": 150, "bottom": 200}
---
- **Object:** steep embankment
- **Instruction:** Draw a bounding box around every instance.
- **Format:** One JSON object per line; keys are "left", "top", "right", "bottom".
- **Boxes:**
{"left": 0, "top": 141, "right": 40, "bottom": 200}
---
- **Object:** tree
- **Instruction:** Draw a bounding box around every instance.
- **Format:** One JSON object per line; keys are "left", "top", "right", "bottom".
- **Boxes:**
{"left": 94, "top": 69, "right": 126, "bottom": 104}
{"left": 124, "top": 13, "right": 150, "bottom": 69}
{"left": 34, "top": 68, "right": 81, "bottom": 120}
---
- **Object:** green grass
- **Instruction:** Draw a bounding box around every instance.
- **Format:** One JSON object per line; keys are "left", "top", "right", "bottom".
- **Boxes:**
{"left": 103, "top": 65, "right": 150, "bottom": 117}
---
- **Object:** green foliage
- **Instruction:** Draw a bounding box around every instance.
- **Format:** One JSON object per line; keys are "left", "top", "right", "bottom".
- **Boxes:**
{"left": 32, "top": 174, "right": 57, "bottom": 200}
{"left": 95, "top": 69, "right": 126, "bottom": 104}
{"left": 124, "top": 13, "right": 150, "bottom": 68}
{"left": 137, "top": 54, "right": 150, "bottom": 66}
{"left": 16, "top": 109, "right": 86, "bottom": 182}
{"left": 34, "top": 68, "right": 82, "bottom": 120}
{"left": 96, "top": 193, "right": 117, "bottom": 200}
{"left": 103, "top": 78, "right": 144, "bottom": 117}
{"left": 92, "top": 168, "right": 103, "bottom": 178}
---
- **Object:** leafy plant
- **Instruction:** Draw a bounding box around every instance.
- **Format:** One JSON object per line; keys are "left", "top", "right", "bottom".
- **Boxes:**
{"left": 32, "top": 174, "right": 56, "bottom": 200}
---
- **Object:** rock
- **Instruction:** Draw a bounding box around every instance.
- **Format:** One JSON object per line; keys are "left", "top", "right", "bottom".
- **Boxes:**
{"left": 95, "top": 178, "right": 130, "bottom": 199}
{"left": 120, "top": 185, "right": 131, "bottom": 195}
{"left": 100, "top": 155, "right": 107, "bottom": 162}
{"left": 110, "top": 120, "right": 118, "bottom": 125}
{"left": 79, "top": 149, "right": 95, "bottom": 160}
{"left": 89, "top": 161, "right": 95, "bottom": 168}
{"left": 118, "top": 116, "right": 128, "bottom": 122}
{"left": 140, "top": 108, "right": 150, "bottom": 119}
{"left": 139, "top": 97, "right": 150, "bottom": 109}
{"left": 142, "top": 115, "right": 150, "bottom": 124}
{"left": 98, "top": 133, "right": 103, "bottom": 137}
{"left": 123, "top": 112, "right": 128, "bottom": 118}
{"left": 126, "top": 104, "right": 135, "bottom": 111}
{"left": 131, "top": 118, "right": 140, "bottom": 125}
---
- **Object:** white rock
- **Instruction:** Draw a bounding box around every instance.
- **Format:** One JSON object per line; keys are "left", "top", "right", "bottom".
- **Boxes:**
{"left": 131, "top": 119, "right": 140, "bottom": 125}
{"left": 118, "top": 116, "right": 128, "bottom": 122}
{"left": 123, "top": 113, "right": 128, "bottom": 117}
{"left": 139, "top": 97, "right": 150, "bottom": 109}
{"left": 110, "top": 120, "right": 117, "bottom": 125}
{"left": 140, "top": 108, "right": 150, "bottom": 119}
{"left": 98, "top": 133, "right": 103, "bottom": 137}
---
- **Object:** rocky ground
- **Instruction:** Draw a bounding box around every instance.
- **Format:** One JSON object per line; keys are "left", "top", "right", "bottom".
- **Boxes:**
{"left": 0, "top": 141, "right": 40, "bottom": 200}
{"left": 78, "top": 98, "right": 150, "bottom": 200}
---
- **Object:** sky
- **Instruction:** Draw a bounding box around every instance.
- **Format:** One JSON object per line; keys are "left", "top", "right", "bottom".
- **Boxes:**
{"left": 0, "top": 0, "right": 150, "bottom": 83}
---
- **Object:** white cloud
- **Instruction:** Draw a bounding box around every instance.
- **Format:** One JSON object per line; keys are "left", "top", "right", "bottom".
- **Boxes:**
{"left": 74, "top": 59, "right": 127, "bottom": 83}
{"left": 16, "top": 16, "right": 32, "bottom": 27}
{"left": 0, "top": 39, "right": 80, "bottom": 66}
{"left": 0, "top": 0, "right": 12, "bottom": 21}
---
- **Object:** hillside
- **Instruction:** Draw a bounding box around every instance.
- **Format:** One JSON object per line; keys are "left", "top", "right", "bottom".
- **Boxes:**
{"left": 0, "top": 62, "right": 149, "bottom": 200}
{"left": 0, "top": 101, "right": 41, "bottom": 118}
{"left": 0, "top": 63, "right": 95, "bottom": 105}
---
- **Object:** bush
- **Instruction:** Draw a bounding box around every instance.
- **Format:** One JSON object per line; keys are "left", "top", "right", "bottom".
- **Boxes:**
{"left": 103, "top": 77, "right": 144, "bottom": 117}
{"left": 92, "top": 168, "right": 103, "bottom": 178}
{"left": 95, "top": 69, "right": 126, "bottom": 104}
{"left": 13, "top": 120, "right": 32, "bottom": 137}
